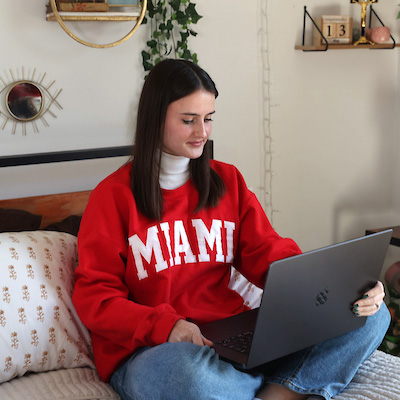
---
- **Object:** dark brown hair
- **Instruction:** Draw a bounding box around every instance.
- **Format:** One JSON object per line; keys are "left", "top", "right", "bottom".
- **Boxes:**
{"left": 131, "top": 59, "right": 225, "bottom": 220}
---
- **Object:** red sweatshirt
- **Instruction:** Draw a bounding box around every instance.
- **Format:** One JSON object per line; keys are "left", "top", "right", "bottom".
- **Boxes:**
{"left": 72, "top": 160, "right": 301, "bottom": 382}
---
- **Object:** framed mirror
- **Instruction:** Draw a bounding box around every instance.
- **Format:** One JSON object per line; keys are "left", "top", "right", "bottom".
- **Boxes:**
{"left": 6, "top": 81, "right": 44, "bottom": 121}
{"left": 0, "top": 68, "right": 62, "bottom": 135}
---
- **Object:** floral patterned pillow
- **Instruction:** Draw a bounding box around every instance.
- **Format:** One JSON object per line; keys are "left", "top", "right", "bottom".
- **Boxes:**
{"left": 0, "top": 231, "right": 94, "bottom": 384}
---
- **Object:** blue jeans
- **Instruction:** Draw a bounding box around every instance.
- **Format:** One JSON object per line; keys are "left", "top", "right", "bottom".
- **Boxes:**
{"left": 110, "top": 304, "right": 390, "bottom": 400}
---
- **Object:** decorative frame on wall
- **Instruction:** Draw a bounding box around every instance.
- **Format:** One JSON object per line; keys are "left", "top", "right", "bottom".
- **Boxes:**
{"left": 47, "top": 0, "right": 147, "bottom": 48}
{"left": 0, "top": 68, "right": 62, "bottom": 135}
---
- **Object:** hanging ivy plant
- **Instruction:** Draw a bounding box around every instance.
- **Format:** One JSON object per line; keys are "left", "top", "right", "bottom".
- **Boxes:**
{"left": 141, "top": 0, "right": 202, "bottom": 72}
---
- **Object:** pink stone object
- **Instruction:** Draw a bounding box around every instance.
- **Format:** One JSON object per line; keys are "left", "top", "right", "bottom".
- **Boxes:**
{"left": 367, "top": 26, "right": 391, "bottom": 44}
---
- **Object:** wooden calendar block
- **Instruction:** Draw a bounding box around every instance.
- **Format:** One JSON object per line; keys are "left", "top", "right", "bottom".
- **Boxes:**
{"left": 314, "top": 16, "right": 353, "bottom": 46}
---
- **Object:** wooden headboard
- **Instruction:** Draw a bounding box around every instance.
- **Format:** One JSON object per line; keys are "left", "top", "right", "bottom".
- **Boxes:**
{"left": 0, "top": 146, "right": 132, "bottom": 228}
{"left": 0, "top": 191, "right": 91, "bottom": 229}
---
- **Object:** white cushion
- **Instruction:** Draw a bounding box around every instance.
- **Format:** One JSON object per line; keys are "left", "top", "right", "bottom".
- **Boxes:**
{"left": 0, "top": 231, "right": 94, "bottom": 384}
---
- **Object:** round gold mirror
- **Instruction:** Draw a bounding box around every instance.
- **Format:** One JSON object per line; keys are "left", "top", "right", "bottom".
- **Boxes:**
{"left": 6, "top": 81, "right": 44, "bottom": 121}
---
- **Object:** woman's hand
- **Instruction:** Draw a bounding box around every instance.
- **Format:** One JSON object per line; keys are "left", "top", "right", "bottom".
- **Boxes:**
{"left": 352, "top": 281, "right": 385, "bottom": 317}
{"left": 168, "top": 319, "right": 213, "bottom": 347}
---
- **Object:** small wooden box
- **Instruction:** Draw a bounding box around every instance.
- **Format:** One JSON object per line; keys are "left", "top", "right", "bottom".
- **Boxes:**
{"left": 314, "top": 16, "right": 353, "bottom": 46}
{"left": 56, "top": 0, "right": 109, "bottom": 12}
{"left": 57, "top": 2, "right": 109, "bottom": 11}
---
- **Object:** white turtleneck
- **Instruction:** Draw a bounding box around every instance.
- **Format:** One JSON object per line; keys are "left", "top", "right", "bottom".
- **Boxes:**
{"left": 159, "top": 151, "right": 190, "bottom": 190}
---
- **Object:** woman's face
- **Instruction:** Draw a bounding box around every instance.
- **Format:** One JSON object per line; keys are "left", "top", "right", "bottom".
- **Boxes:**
{"left": 162, "top": 90, "right": 215, "bottom": 159}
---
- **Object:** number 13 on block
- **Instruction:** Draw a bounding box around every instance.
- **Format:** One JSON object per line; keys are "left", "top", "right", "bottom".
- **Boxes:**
{"left": 317, "top": 15, "right": 353, "bottom": 45}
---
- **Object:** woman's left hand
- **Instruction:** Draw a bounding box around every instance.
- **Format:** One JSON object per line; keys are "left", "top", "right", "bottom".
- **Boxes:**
{"left": 352, "top": 281, "right": 385, "bottom": 317}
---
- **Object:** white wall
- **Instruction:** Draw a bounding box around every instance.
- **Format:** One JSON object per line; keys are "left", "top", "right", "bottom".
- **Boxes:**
{"left": 262, "top": 0, "right": 400, "bottom": 274}
{"left": 0, "top": 0, "right": 261, "bottom": 201}
{"left": 1, "top": 0, "right": 400, "bottom": 275}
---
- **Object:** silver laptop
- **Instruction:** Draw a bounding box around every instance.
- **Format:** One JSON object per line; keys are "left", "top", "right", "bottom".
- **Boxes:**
{"left": 199, "top": 229, "right": 392, "bottom": 370}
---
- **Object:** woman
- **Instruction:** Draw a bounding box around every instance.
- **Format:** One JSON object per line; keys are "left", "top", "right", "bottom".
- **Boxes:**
{"left": 72, "top": 59, "right": 390, "bottom": 400}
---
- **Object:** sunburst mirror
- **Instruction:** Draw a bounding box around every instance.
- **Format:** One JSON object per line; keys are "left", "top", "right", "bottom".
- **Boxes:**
{"left": 0, "top": 68, "right": 62, "bottom": 135}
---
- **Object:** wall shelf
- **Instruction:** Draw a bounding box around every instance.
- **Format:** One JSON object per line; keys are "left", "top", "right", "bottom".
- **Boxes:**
{"left": 46, "top": 11, "right": 141, "bottom": 22}
{"left": 296, "top": 43, "right": 399, "bottom": 51}
{"left": 298, "top": 5, "right": 396, "bottom": 52}
{"left": 45, "top": 0, "right": 147, "bottom": 48}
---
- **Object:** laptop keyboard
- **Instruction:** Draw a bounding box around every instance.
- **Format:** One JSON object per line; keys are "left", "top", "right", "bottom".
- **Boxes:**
{"left": 216, "top": 331, "right": 253, "bottom": 353}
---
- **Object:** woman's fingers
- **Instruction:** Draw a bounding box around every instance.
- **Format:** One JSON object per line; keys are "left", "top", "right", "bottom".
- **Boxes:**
{"left": 352, "top": 281, "right": 385, "bottom": 317}
{"left": 168, "top": 319, "right": 212, "bottom": 346}
{"left": 365, "top": 281, "right": 385, "bottom": 299}
{"left": 201, "top": 336, "right": 214, "bottom": 347}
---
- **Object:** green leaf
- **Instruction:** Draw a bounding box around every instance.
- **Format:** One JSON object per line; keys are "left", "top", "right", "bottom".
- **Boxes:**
{"left": 180, "top": 31, "right": 189, "bottom": 42}
{"left": 147, "top": 39, "right": 158, "bottom": 48}
{"left": 143, "top": 62, "right": 154, "bottom": 71}
{"left": 169, "top": 0, "right": 181, "bottom": 12}
{"left": 154, "top": 1, "right": 163, "bottom": 14}
{"left": 141, "top": 50, "right": 151, "bottom": 61}
{"left": 142, "top": 52, "right": 154, "bottom": 71}
{"left": 147, "top": 0, "right": 158, "bottom": 17}
{"left": 176, "top": 39, "right": 188, "bottom": 50}
{"left": 176, "top": 10, "right": 189, "bottom": 25}
{"left": 186, "top": 3, "right": 202, "bottom": 24}
{"left": 181, "top": 49, "right": 192, "bottom": 59}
